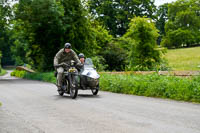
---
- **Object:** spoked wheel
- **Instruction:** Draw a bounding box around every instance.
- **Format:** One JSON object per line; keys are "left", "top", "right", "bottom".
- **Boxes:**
{"left": 70, "top": 85, "right": 78, "bottom": 99}
{"left": 70, "top": 76, "right": 78, "bottom": 99}
{"left": 91, "top": 84, "right": 99, "bottom": 95}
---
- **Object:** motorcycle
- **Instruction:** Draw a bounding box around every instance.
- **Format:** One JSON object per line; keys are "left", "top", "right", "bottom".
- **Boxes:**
{"left": 55, "top": 58, "right": 100, "bottom": 99}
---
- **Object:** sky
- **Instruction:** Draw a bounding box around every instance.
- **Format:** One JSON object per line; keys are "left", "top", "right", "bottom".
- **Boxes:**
{"left": 154, "top": 0, "right": 176, "bottom": 6}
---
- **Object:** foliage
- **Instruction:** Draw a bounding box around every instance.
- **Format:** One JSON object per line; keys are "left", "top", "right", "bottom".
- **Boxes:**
{"left": 0, "top": 69, "right": 6, "bottom": 76}
{"left": 91, "top": 56, "right": 108, "bottom": 72}
{"left": 11, "top": 70, "right": 56, "bottom": 83}
{"left": 124, "top": 17, "right": 163, "bottom": 71}
{"left": 11, "top": 70, "right": 26, "bottom": 78}
{"left": 99, "top": 42, "right": 128, "bottom": 71}
{"left": 87, "top": 0, "right": 156, "bottom": 37}
{"left": 24, "top": 72, "right": 56, "bottom": 83}
{"left": 155, "top": 3, "right": 168, "bottom": 44}
{"left": 0, "top": 51, "right": 2, "bottom": 72}
{"left": 0, "top": 1, "right": 14, "bottom": 66}
{"left": 12, "top": 0, "right": 98, "bottom": 71}
{"left": 162, "top": 0, "right": 200, "bottom": 48}
{"left": 165, "top": 46, "right": 200, "bottom": 70}
{"left": 100, "top": 73, "right": 200, "bottom": 103}
{"left": 90, "top": 21, "right": 128, "bottom": 71}
{"left": 90, "top": 20, "right": 113, "bottom": 52}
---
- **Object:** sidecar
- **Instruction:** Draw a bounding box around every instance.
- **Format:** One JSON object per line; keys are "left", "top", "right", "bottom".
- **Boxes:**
{"left": 79, "top": 58, "right": 100, "bottom": 95}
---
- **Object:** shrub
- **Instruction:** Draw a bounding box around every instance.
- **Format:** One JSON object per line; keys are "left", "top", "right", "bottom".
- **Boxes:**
{"left": 11, "top": 70, "right": 26, "bottom": 78}
{"left": 100, "top": 73, "right": 200, "bottom": 103}
{"left": 91, "top": 56, "right": 108, "bottom": 72}
{"left": 123, "top": 17, "right": 164, "bottom": 70}
{"left": 100, "top": 42, "right": 128, "bottom": 71}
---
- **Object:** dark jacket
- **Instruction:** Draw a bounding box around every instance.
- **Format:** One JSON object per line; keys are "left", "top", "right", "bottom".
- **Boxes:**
{"left": 54, "top": 49, "right": 81, "bottom": 66}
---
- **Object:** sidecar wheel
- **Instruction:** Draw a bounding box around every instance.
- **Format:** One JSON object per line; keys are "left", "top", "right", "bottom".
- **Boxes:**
{"left": 91, "top": 88, "right": 99, "bottom": 95}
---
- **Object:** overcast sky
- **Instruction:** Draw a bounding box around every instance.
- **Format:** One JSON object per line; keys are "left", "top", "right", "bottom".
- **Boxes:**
{"left": 154, "top": 0, "right": 176, "bottom": 6}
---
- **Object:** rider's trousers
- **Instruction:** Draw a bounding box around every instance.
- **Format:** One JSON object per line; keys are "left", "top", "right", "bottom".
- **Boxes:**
{"left": 57, "top": 67, "right": 64, "bottom": 87}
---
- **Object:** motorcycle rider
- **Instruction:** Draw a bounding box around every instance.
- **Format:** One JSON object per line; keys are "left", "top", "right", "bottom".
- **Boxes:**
{"left": 54, "top": 43, "right": 81, "bottom": 91}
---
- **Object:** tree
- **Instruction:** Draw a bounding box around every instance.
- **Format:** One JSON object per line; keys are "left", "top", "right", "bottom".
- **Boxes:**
{"left": 0, "top": 51, "right": 2, "bottom": 72}
{"left": 0, "top": 0, "right": 14, "bottom": 66}
{"left": 124, "top": 17, "right": 162, "bottom": 70}
{"left": 156, "top": 3, "right": 168, "bottom": 44}
{"left": 87, "top": 0, "right": 156, "bottom": 37}
{"left": 13, "top": 0, "right": 98, "bottom": 71}
{"left": 162, "top": 0, "right": 200, "bottom": 48}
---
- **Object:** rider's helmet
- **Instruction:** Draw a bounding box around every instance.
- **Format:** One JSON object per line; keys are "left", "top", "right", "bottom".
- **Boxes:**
{"left": 78, "top": 53, "right": 84, "bottom": 59}
{"left": 64, "top": 43, "right": 71, "bottom": 49}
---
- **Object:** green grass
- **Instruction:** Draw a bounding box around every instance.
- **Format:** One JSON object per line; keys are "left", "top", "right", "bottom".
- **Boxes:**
{"left": 100, "top": 73, "right": 200, "bottom": 103}
{"left": 0, "top": 69, "right": 6, "bottom": 76}
{"left": 165, "top": 47, "right": 200, "bottom": 70}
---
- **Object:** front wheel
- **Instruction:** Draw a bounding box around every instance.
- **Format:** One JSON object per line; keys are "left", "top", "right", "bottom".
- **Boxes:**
{"left": 70, "top": 86, "right": 78, "bottom": 99}
{"left": 70, "top": 75, "right": 78, "bottom": 99}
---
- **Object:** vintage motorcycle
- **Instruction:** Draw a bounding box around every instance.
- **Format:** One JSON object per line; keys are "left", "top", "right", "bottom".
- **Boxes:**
{"left": 55, "top": 58, "right": 100, "bottom": 99}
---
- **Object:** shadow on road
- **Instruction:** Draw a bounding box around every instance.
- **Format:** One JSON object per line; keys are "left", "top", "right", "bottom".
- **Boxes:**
{"left": 0, "top": 79, "right": 24, "bottom": 83}
{"left": 78, "top": 94, "right": 101, "bottom": 99}
{"left": 53, "top": 93, "right": 101, "bottom": 100}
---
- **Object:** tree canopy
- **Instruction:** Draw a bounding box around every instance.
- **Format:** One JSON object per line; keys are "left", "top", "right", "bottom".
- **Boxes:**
{"left": 87, "top": 0, "right": 156, "bottom": 37}
{"left": 1, "top": 0, "right": 199, "bottom": 72}
{"left": 161, "top": 0, "right": 200, "bottom": 48}
{"left": 123, "top": 17, "right": 162, "bottom": 70}
{"left": 0, "top": 0, "right": 14, "bottom": 65}
{"left": 12, "top": 0, "right": 100, "bottom": 71}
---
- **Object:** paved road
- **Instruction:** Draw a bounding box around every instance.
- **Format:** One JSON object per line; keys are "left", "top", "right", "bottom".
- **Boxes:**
{"left": 0, "top": 71, "right": 200, "bottom": 133}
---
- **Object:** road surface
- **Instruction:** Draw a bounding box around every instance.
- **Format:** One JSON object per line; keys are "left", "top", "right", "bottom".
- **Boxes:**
{"left": 0, "top": 70, "right": 200, "bottom": 133}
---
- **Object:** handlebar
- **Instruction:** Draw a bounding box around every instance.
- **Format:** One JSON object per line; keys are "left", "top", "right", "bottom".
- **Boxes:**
{"left": 54, "top": 63, "right": 70, "bottom": 68}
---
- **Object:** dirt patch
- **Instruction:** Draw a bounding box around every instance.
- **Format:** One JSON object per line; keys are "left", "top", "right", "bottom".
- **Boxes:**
{"left": 100, "top": 71, "right": 200, "bottom": 76}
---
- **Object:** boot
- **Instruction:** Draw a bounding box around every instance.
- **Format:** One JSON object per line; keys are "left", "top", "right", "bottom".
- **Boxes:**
{"left": 57, "top": 86, "right": 62, "bottom": 91}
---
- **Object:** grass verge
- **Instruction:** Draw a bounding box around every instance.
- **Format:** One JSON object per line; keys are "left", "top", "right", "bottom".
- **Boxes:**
{"left": 165, "top": 47, "right": 200, "bottom": 70}
{"left": 100, "top": 73, "right": 200, "bottom": 103}
{"left": 11, "top": 70, "right": 200, "bottom": 103}
{"left": 0, "top": 69, "right": 6, "bottom": 76}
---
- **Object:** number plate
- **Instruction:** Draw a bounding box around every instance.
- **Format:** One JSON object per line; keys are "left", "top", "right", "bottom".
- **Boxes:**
{"left": 69, "top": 68, "right": 76, "bottom": 72}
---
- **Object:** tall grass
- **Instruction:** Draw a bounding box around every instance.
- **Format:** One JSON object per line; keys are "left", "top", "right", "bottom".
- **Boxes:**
{"left": 100, "top": 73, "right": 200, "bottom": 103}
{"left": 165, "top": 47, "right": 200, "bottom": 70}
